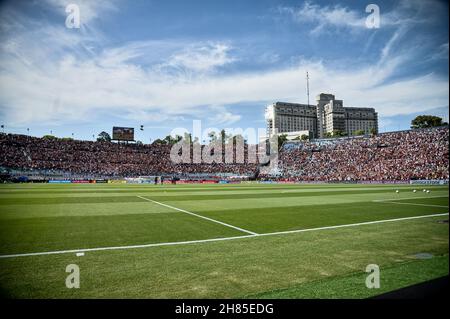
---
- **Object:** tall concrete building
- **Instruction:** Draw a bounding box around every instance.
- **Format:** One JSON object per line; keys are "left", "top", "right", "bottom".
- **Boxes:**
{"left": 265, "top": 93, "right": 378, "bottom": 139}
{"left": 265, "top": 102, "right": 317, "bottom": 138}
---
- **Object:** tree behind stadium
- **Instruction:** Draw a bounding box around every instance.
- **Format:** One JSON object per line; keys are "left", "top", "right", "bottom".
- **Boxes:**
{"left": 411, "top": 115, "right": 448, "bottom": 129}
{"left": 97, "top": 131, "right": 112, "bottom": 142}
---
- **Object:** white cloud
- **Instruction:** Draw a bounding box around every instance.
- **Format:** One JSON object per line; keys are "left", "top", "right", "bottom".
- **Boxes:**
{"left": 379, "top": 28, "right": 405, "bottom": 64}
{"left": 280, "top": 0, "right": 445, "bottom": 35}
{"left": 44, "top": 0, "right": 119, "bottom": 26}
{"left": 208, "top": 106, "right": 242, "bottom": 126}
{"left": 279, "top": 2, "right": 366, "bottom": 34}
{"left": 256, "top": 52, "right": 280, "bottom": 65}
{"left": 1, "top": 40, "right": 447, "bottom": 126}
{"left": 159, "top": 42, "right": 236, "bottom": 74}
{"left": 428, "top": 42, "right": 449, "bottom": 61}
{"left": 0, "top": 2, "right": 448, "bottom": 128}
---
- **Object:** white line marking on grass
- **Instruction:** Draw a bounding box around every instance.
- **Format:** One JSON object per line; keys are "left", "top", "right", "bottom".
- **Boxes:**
{"left": 136, "top": 195, "right": 258, "bottom": 236}
{"left": 258, "top": 213, "right": 449, "bottom": 237}
{"left": 0, "top": 234, "right": 256, "bottom": 259}
{"left": 373, "top": 195, "right": 448, "bottom": 202}
{"left": 373, "top": 201, "right": 448, "bottom": 208}
{"left": 0, "top": 213, "right": 447, "bottom": 259}
{"left": 373, "top": 195, "right": 449, "bottom": 208}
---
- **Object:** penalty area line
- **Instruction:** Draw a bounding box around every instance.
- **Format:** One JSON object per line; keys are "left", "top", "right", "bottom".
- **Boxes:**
{"left": 373, "top": 201, "right": 448, "bottom": 208}
{"left": 0, "top": 212, "right": 447, "bottom": 259}
{"left": 136, "top": 195, "right": 258, "bottom": 236}
{"left": 373, "top": 195, "right": 448, "bottom": 202}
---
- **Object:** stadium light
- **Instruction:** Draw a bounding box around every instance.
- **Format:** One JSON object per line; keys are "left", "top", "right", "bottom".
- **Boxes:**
{"left": 1, "top": 124, "right": 4, "bottom": 133}
{"left": 140, "top": 125, "right": 144, "bottom": 131}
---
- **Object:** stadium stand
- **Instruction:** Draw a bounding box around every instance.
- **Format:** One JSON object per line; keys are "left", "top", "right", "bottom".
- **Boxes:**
{"left": 0, "top": 134, "right": 257, "bottom": 178}
{"left": 278, "top": 127, "right": 449, "bottom": 181}
{"left": 0, "top": 127, "right": 448, "bottom": 182}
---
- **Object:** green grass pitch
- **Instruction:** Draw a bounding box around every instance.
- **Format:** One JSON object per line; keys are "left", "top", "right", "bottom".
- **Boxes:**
{"left": 0, "top": 183, "right": 448, "bottom": 298}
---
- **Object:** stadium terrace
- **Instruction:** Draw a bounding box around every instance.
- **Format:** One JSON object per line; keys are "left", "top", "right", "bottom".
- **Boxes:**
{"left": 0, "top": 126, "right": 448, "bottom": 184}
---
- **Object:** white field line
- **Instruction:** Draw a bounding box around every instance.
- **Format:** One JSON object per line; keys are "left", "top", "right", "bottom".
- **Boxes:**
{"left": 136, "top": 195, "right": 258, "bottom": 236}
{"left": 373, "top": 195, "right": 449, "bottom": 208}
{"left": 373, "top": 195, "right": 448, "bottom": 202}
{"left": 373, "top": 201, "right": 448, "bottom": 208}
{"left": 258, "top": 213, "right": 448, "bottom": 237}
{"left": 0, "top": 212, "right": 447, "bottom": 259}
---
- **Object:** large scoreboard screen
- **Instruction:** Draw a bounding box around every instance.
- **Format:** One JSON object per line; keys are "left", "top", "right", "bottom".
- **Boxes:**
{"left": 112, "top": 127, "right": 135, "bottom": 141}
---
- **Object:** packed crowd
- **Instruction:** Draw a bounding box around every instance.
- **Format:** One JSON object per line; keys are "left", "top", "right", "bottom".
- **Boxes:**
{"left": 0, "top": 134, "right": 258, "bottom": 177}
{"left": 0, "top": 126, "right": 448, "bottom": 181}
{"left": 278, "top": 127, "right": 449, "bottom": 181}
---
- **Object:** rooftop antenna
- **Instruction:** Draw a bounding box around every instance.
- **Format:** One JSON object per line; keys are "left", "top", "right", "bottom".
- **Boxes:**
{"left": 306, "top": 71, "right": 310, "bottom": 106}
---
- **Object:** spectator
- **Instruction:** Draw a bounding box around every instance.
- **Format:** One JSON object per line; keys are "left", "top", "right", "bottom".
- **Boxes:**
{"left": 0, "top": 127, "right": 448, "bottom": 181}
{"left": 275, "top": 127, "right": 449, "bottom": 181}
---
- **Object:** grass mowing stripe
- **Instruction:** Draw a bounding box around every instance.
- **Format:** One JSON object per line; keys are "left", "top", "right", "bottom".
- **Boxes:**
{"left": 0, "top": 215, "right": 447, "bottom": 298}
{"left": 0, "top": 183, "right": 447, "bottom": 298}
{"left": 177, "top": 199, "right": 448, "bottom": 233}
{"left": 1, "top": 184, "right": 445, "bottom": 195}
{"left": 257, "top": 213, "right": 448, "bottom": 237}
{"left": 0, "top": 212, "right": 447, "bottom": 259}
{"left": 136, "top": 195, "right": 258, "bottom": 235}
{"left": 0, "top": 211, "right": 244, "bottom": 254}
{"left": 0, "top": 202, "right": 181, "bottom": 220}
{"left": 0, "top": 196, "right": 147, "bottom": 205}
{"left": 1, "top": 192, "right": 447, "bottom": 206}
{"left": 0, "top": 234, "right": 256, "bottom": 259}
{"left": 0, "top": 190, "right": 386, "bottom": 204}
{"left": 130, "top": 188, "right": 415, "bottom": 202}
{"left": 245, "top": 254, "right": 449, "bottom": 299}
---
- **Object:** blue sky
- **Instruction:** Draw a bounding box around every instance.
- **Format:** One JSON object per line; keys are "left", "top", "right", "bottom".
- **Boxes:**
{"left": 0, "top": 0, "right": 448, "bottom": 142}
